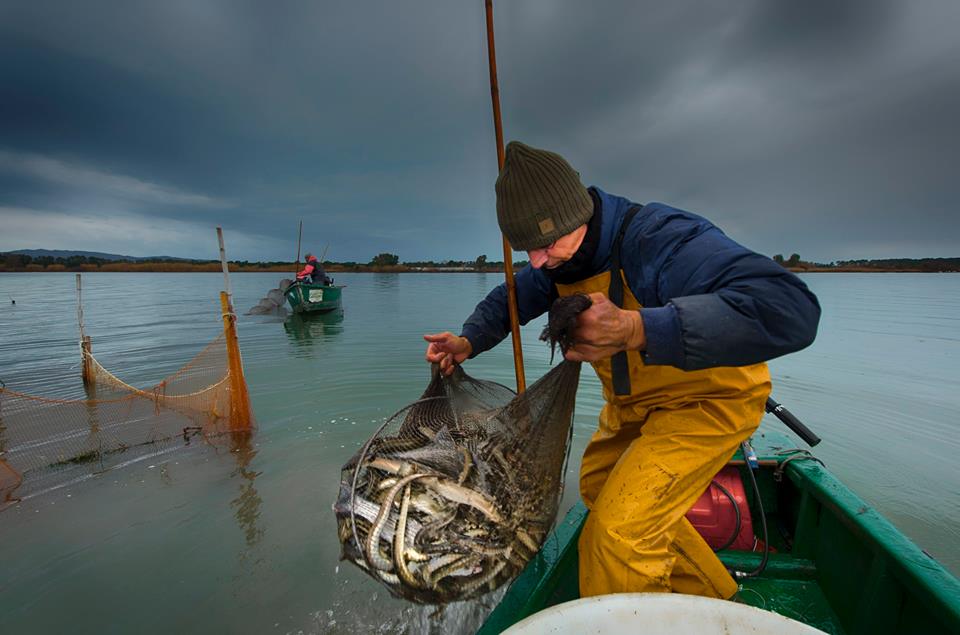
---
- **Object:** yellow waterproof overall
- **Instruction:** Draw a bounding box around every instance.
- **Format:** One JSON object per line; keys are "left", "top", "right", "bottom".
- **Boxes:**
{"left": 555, "top": 272, "right": 770, "bottom": 599}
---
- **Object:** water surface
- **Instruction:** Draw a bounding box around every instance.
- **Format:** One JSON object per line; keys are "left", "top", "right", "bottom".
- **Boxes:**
{"left": 0, "top": 272, "right": 956, "bottom": 633}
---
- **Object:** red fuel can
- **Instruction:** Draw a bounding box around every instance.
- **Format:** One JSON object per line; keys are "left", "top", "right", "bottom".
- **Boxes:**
{"left": 685, "top": 465, "right": 755, "bottom": 551}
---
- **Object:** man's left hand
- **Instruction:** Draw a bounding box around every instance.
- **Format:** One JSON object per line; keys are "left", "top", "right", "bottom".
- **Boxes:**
{"left": 564, "top": 292, "right": 646, "bottom": 362}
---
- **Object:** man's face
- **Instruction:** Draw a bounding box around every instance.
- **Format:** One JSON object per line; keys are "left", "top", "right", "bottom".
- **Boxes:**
{"left": 527, "top": 224, "right": 588, "bottom": 269}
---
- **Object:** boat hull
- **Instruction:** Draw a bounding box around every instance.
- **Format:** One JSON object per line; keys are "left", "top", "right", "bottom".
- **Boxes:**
{"left": 284, "top": 281, "right": 343, "bottom": 314}
{"left": 478, "top": 429, "right": 960, "bottom": 635}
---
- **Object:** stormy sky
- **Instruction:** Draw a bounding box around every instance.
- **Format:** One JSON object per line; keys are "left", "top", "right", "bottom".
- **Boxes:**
{"left": 1, "top": 1, "right": 958, "bottom": 263}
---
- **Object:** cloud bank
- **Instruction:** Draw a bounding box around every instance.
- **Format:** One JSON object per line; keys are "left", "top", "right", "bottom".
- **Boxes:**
{"left": 1, "top": 1, "right": 958, "bottom": 262}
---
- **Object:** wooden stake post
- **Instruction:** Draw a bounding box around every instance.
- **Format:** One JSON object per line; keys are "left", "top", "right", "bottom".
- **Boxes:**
{"left": 485, "top": 0, "right": 526, "bottom": 392}
{"left": 295, "top": 219, "right": 303, "bottom": 274}
{"left": 217, "top": 227, "right": 253, "bottom": 431}
{"left": 76, "top": 274, "right": 94, "bottom": 386}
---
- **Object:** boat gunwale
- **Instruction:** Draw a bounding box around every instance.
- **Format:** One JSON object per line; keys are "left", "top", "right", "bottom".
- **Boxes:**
{"left": 477, "top": 430, "right": 960, "bottom": 634}
{"left": 785, "top": 458, "right": 960, "bottom": 630}
{"left": 285, "top": 281, "right": 343, "bottom": 313}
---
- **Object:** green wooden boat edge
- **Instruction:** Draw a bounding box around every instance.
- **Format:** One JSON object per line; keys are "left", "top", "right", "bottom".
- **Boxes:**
{"left": 477, "top": 428, "right": 960, "bottom": 634}
{"left": 284, "top": 282, "right": 343, "bottom": 313}
{"left": 786, "top": 458, "right": 960, "bottom": 631}
{"left": 476, "top": 502, "right": 587, "bottom": 635}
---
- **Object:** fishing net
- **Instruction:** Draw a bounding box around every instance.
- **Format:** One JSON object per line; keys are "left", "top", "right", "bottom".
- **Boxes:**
{"left": 247, "top": 279, "right": 293, "bottom": 316}
{"left": 335, "top": 294, "right": 590, "bottom": 604}
{"left": 0, "top": 332, "right": 246, "bottom": 507}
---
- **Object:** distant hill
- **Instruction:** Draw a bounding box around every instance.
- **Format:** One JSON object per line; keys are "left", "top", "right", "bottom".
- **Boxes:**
{"left": 10, "top": 249, "right": 188, "bottom": 262}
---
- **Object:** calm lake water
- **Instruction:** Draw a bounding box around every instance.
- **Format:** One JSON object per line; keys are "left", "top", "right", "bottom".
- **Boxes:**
{"left": 0, "top": 272, "right": 957, "bottom": 633}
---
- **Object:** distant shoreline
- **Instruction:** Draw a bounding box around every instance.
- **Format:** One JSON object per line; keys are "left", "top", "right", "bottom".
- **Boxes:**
{"left": 3, "top": 253, "right": 959, "bottom": 273}
{"left": 1, "top": 265, "right": 957, "bottom": 274}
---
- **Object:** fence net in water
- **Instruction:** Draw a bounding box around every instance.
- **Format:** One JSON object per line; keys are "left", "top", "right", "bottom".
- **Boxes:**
{"left": 336, "top": 347, "right": 582, "bottom": 603}
{"left": 0, "top": 333, "right": 241, "bottom": 506}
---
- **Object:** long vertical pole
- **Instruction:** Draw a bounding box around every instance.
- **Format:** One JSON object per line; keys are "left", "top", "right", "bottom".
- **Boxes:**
{"left": 76, "top": 273, "right": 85, "bottom": 342}
{"left": 295, "top": 219, "right": 303, "bottom": 273}
{"left": 217, "top": 226, "right": 233, "bottom": 301}
{"left": 216, "top": 227, "right": 253, "bottom": 431}
{"left": 485, "top": 0, "right": 526, "bottom": 392}
{"left": 76, "top": 273, "right": 93, "bottom": 385}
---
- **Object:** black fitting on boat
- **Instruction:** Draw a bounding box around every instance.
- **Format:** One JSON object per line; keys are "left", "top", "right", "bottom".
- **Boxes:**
{"left": 766, "top": 397, "right": 821, "bottom": 447}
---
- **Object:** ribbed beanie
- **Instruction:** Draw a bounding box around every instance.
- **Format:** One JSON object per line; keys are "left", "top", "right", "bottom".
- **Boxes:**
{"left": 495, "top": 141, "right": 593, "bottom": 251}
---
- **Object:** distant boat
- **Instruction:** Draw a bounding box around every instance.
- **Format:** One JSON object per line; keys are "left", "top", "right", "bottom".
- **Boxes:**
{"left": 284, "top": 280, "right": 343, "bottom": 314}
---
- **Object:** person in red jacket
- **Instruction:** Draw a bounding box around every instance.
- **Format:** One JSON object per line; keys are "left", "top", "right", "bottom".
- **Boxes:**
{"left": 296, "top": 253, "right": 332, "bottom": 285}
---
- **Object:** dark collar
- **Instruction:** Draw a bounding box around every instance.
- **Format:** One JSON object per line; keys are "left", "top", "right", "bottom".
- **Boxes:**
{"left": 543, "top": 188, "right": 603, "bottom": 285}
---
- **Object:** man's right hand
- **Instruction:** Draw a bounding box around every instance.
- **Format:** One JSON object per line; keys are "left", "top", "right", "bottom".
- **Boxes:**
{"left": 423, "top": 332, "right": 473, "bottom": 375}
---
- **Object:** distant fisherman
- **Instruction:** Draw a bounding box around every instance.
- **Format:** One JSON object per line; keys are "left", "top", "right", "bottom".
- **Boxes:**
{"left": 296, "top": 253, "right": 332, "bottom": 285}
{"left": 424, "top": 141, "right": 821, "bottom": 601}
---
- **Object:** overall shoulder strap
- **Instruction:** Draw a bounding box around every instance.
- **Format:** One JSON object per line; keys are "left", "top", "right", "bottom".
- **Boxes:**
{"left": 608, "top": 204, "right": 644, "bottom": 396}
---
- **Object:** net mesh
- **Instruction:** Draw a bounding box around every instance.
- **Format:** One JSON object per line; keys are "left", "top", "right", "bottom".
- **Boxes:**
{"left": 336, "top": 359, "right": 581, "bottom": 603}
{"left": 247, "top": 278, "right": 293, "bottom": 316}
{"left": 0, "top": 333, "right": 241, "bottom": 506}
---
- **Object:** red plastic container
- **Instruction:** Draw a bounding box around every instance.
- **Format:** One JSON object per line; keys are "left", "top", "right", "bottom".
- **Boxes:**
{"left": 685, "top": 465, "right": 755, "bottom": 551}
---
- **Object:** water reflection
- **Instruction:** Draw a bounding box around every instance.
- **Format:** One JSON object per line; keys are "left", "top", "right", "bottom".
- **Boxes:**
{"left": 0, "top": 406, "right": 18, "bottom": 509}
{"left": 372, "top": 272, "right": 400, "bottom": 291}
{"left": 228, "top": 431, "right": 264, "bottom": 549}
{"left": 283, "top": 311, "right": 345, "bottom": 354}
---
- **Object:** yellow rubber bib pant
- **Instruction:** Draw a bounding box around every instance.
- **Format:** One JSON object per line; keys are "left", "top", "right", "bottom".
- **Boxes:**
{"left": 555, "top": 272, "right": 770, "bottom": 599}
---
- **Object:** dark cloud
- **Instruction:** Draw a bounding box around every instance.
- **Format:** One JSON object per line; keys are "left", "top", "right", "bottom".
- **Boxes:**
{"left": 1, "top": 1, "right": 957, "bottom": 262}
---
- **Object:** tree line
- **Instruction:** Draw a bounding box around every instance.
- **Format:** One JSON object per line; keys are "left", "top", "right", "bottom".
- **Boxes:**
{"left": 0, "top": 251, "right": 529, "bottom": 272}
{"left": 771, "top": 254, "right": 960, "bottom": 272}
{"left": 3, "top": 251, "right": 956, "bottom": 273}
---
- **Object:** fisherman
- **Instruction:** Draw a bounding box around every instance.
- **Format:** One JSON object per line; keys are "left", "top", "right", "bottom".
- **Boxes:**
{"left": 296, "top": 253, "right": 332, "bottom": 285}
{"left": 423, "top": 141, "right": 820, "bottom": 601}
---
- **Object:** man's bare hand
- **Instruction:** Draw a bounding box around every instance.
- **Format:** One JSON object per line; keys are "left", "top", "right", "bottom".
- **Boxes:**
{"left": 564, "top": 292, "right": 646, "bottom": 362}
{"left": 423, "top": 332, "right": 473, "bottom": 375}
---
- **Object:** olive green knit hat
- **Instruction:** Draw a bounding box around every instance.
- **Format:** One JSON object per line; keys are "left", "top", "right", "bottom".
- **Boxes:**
{"left": 495, "top": 141, "right": 593, "bottom": 251}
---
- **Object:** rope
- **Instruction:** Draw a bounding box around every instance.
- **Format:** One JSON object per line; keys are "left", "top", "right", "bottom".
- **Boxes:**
{"left": 1, "top": 329, "right": 247, "bottom": 505}
{"left": 773, "top": 449, "right": 825, "bottom": 482}
{"left": 85, "top": 340, "right": 230, "bottom": 400}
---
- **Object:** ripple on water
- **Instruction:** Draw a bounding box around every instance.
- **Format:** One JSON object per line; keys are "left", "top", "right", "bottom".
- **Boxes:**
{"left": 0, "top": 271, "right": 957, "bottom": 634}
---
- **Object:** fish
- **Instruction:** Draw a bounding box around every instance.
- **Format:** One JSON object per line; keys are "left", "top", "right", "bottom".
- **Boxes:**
{"left": 335, "top": 311, "right": 585, "bottom": 603}
{"left": 335, "top": 443, "right": 538, "bottom": 603}
{"left": 365, "top": 473, "right": 433, "bottom": 571}
{"left": 386, "top": 427, "right": 469, "bottom": 476}
{"left": 539, "top": 292, "right": 593, "bottom": 362}
{"left": 393, "top": 484, "right": 420, "bottom": 588}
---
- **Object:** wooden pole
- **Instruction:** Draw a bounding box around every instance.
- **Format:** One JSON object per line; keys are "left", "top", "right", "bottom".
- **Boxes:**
{"left": 295, "top": 219, "right": 303, "bottom": 273}
{"left": 221, "top": 291, "right": 253, "bottom": 431}
{"left": 81, "top": 336, "right": 93, "bottom": 387}
{"left": 216, "top": 228, "right": 253, "bottom": 431}
{"left": 76, "top": 274, "right": 94, "bottom": 385}
{"left": 76, "top": 273, "right": 85, "bottom": 342}
{"left": 485, "top": 0, "right": 526, "bottom": 392}
{"left": 217, "top": 226, "right": 233, "bottom": 303}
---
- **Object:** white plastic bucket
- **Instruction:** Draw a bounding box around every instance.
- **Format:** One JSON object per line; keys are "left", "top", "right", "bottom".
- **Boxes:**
{"left": 502, "top": 593, "right": 827, "bottom": 634}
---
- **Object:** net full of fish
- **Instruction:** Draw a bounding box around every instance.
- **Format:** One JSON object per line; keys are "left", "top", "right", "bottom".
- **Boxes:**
{"left": 334, "top": 294, "right": 591, "bottom": 603}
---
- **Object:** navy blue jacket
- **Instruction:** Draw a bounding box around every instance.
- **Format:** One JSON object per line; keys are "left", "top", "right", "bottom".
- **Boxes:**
{"left": 460, "top": 187, "right": 820, "bottom": 371}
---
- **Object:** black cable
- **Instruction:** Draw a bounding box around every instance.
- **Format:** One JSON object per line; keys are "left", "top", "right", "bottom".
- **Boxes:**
{"left": 710, "top": 479, "right": 742, "bottom": 552}
{"left": 732, "top": 441, "right": 769, "bottom": 579}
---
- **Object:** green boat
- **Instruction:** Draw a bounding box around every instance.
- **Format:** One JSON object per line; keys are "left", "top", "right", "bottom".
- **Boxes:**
{"left": 284, "top": 280, "right": 343, "bottom": 314}
{"left": 478, "top": 428, "right": 960, "bottom": 634}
